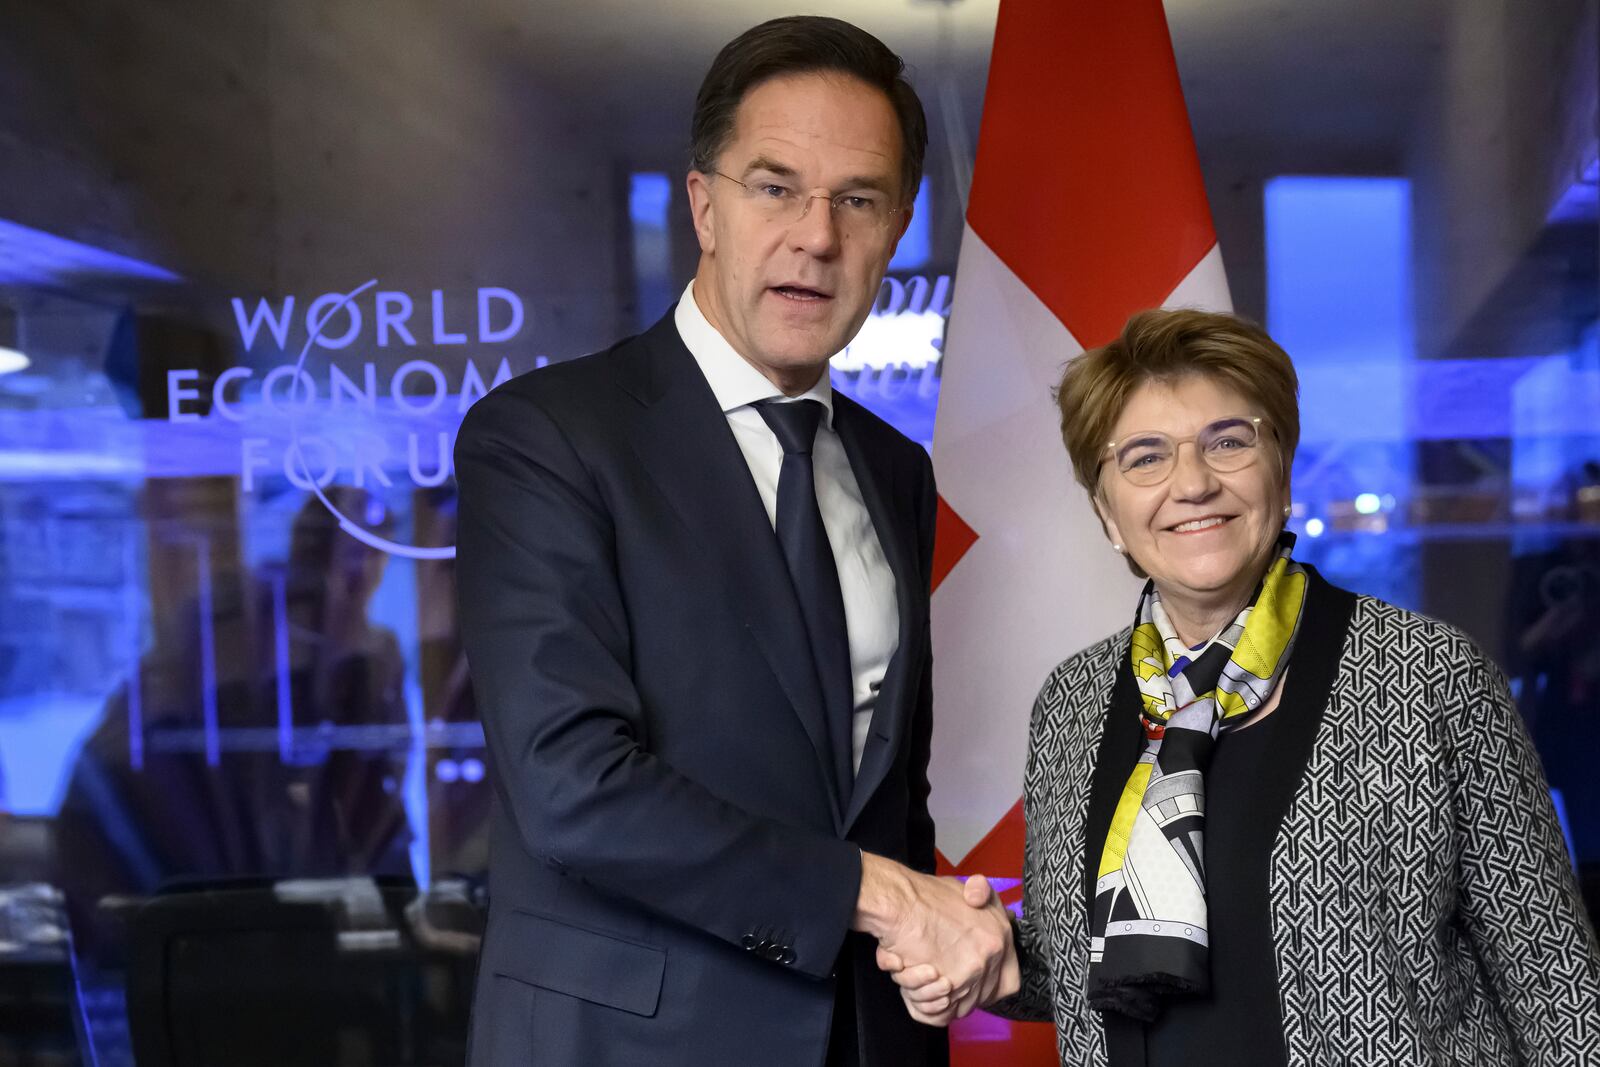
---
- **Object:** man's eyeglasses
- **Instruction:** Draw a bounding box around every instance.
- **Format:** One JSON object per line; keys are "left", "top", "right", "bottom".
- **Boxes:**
{"left": 1101, "top": 416, "right": 1266, "bottom": 487}
{"left": 712, "top": 171, "right": 904, "bottom": 236}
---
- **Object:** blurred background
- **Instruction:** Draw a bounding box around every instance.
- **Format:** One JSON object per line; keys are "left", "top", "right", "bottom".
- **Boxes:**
{"left": 0, "top": 0, "right": 1594, "bottom": 1063}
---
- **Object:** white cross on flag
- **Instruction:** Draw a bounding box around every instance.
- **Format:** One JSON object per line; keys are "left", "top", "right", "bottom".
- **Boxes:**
{"left": 930, "top": 0, "right": 1231, "bottom": 895}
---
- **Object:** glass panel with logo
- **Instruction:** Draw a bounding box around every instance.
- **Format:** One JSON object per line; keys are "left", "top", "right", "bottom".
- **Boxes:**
{"left": 0, "top": 1, "right": 1594, "bottom": 1064}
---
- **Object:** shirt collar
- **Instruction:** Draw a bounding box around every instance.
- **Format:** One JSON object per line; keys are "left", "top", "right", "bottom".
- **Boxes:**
{"left": 673, "top": 280, "right": 834, "bottom": 427}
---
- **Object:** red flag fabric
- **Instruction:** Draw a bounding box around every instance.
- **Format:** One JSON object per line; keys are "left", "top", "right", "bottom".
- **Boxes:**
{"left": 929, "top": 1, "right": 1230, "bottom": 1060}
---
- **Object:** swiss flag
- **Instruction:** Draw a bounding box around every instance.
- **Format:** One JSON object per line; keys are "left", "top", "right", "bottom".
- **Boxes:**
{"left": 928, "top": 0, "right": 1230, "bottom": 1060}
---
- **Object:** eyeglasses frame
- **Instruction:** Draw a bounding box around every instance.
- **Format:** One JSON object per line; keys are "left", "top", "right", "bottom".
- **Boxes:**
{"left": 710, "top": 170, "right": 908, "bottom": 233}
{"left": 1097, "top": 415, "right": 1269, "bottom": 488}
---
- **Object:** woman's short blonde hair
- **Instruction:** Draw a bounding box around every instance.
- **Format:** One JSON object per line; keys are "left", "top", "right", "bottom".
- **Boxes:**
{"left": 1057, "top": 308, "right": 1301, "bottom": 499}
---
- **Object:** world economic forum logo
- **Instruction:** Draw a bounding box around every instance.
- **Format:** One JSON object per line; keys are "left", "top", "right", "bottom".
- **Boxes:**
{"left": 165, "top": 280, "right": 540, "bottom": 560}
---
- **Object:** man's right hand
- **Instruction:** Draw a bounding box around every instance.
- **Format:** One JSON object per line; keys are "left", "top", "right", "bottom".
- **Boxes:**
{"left": 852, "top": 854, "right": 1017, "bottom": 1023}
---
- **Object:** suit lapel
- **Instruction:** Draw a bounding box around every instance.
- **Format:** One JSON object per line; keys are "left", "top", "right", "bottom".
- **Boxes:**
{"left": 835, "top": 399, "right": 924, "bottom": 832}
{"left": 620, "top": 318, "right": 844, "bottom": 824}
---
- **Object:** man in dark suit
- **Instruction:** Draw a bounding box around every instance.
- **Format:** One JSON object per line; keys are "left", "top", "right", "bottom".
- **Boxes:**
{"left": 455, "top": 16, "right": 1016, "bottom": 1066}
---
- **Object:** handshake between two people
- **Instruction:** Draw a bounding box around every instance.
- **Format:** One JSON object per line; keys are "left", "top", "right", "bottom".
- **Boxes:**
{"left": 852, "top": 853, "right": 1020, "bottom": 1027}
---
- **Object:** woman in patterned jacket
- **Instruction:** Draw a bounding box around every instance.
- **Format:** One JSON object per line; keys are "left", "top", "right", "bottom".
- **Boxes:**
{"left": 892, "top": 309, "right": 1600, "bottom": 1064}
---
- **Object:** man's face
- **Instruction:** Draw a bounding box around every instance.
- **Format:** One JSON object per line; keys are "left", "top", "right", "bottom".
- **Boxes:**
{"left": 687, "top": 71, "right": 912, "bottom": 391}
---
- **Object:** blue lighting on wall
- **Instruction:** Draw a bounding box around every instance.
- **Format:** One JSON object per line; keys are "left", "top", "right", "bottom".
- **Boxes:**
{"left": 1552, "top": 788, "right": 1578, "bottom": 871}
{"left": 1265, "top": 175, "right": 1419, "bottom": 610}
{"left": 628, "top": 172, "right": 670, "bottom": 227}
{"left": 1546, "top": 155, "right": 1599, "bottom": 225}
{"left": 887, "top": 179, "right": 931, "bottom": 272}
{"left": 1267, "top": 175, "right": 1414, "bottom": 444}
{"left": 0, "top": 217, "right": 181, "bottom": 287}
{"left": 629, "top": 172, "right": 675, "bottom": 330}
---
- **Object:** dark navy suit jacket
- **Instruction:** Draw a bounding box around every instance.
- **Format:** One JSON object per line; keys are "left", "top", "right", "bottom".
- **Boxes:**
{"left": 455, "top": 310, "right": 948, "bottom": 1066}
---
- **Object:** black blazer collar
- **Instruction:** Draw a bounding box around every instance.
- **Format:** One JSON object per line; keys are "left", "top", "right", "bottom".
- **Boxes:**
{"left": 834, "top": 396, "right": 924, "bottom": 832}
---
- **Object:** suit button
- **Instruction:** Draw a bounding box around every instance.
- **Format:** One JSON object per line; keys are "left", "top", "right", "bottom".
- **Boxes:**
{"left": 780, "top": 949, "right": 797, "bottom": 965}
{"left": 741, "top": 934, "right": 756, "bottom": 950}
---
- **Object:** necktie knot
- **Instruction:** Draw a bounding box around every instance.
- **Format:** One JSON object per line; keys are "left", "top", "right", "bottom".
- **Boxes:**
{"left": 756, "top": 398, "right": 824, "bottom": 456}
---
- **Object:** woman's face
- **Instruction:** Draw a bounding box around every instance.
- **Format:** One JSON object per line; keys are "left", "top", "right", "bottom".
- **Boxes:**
{"left": 1094, "top": 374, "right": 1289, "bottom": 612}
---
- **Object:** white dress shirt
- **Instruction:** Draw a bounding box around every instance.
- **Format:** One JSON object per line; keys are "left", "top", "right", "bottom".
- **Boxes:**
{"left": 674, "top": 280, "right": 899, "bottom": 775}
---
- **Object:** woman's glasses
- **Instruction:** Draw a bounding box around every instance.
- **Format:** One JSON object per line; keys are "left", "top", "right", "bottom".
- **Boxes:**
{"left": 1102, "top": 416, "right": 1265, "bottom": 487}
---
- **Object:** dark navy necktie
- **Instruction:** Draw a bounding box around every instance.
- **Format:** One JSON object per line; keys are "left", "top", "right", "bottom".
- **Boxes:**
{"left": 755, "top": 399, "right": 855, "bottom": 808}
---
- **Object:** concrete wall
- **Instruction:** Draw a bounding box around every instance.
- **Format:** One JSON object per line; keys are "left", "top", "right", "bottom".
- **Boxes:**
{"left": 0, "top": 0, "right": 626, "bottom": 365}
{"left": 1410, "top": 0, "right": 1598, "bottom": 361}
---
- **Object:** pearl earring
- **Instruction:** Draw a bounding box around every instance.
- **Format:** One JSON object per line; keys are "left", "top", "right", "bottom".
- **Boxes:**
{"left": 1282, "top": 504, "right": 1292, "bottom": 518}
{"left": 1113, "top": 544, "right": 1124, "bottom": 554}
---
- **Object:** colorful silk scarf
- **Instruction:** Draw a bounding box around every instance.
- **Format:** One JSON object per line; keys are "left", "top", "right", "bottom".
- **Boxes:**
{"left": 1086, "top": 534, "right": 1308, "bottom": 1021}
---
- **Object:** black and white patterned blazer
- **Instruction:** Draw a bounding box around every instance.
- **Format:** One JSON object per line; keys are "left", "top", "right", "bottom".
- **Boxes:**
{"left": 992, "top": 571, "right": 1600, "bottom": 1065}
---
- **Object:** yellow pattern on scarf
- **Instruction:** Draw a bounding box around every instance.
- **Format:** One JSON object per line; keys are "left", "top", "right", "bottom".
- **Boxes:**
{"left": 1096, "top": 552, "right": 1307, "bottom": 885}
